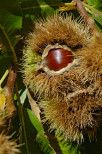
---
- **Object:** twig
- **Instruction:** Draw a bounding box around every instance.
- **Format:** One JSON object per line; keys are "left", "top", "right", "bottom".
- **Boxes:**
{"left": 3, "top": 64, "right": 18, "bottom": 114}
{"left": 72, "top": 0, "right": 95, "bottom": 29}
{"left": 5, "top": 64, "right": 17, "bottom": 90}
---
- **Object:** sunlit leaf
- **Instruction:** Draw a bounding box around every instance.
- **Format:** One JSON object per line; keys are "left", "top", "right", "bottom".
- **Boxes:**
{"left": 57, "top": 136, "right": 81, "bottom": 154}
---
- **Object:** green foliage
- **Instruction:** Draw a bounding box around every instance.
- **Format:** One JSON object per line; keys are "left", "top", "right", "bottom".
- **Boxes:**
{"left": 0, "top": 0, "right": 22, "bottom": 50}
{"left": 86, "top": 0, "right": 102, "bottom": 7}
{"left": 19, "top": 108, "right": 55, "bottom": 154}
{"left": 0, "top": 0, "right": 102, "bottom": 154}
{"left": 19, "top": 0, "right": 62, "bottom": 33}
{"left": 58, "top": 138, "right": 81, "bottom": 154}
{"left": 86, "top": 0, "right": 102, "bottom": 30}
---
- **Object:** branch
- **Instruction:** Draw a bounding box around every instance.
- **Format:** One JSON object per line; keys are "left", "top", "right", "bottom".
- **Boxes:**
{"left": 3, "top": 63, "right": 18, "bottom": 115}
{"left": 72, "top": 0, "right": 95, "bottom": 30}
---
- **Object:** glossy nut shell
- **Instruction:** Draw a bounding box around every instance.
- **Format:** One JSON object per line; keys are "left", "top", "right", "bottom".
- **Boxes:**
{"left": 45, "top": 48, "right": 73, "bottom": 71}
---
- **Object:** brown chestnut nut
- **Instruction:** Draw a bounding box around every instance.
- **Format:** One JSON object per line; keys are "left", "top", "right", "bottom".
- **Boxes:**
{"left": 45, "top": 48, "right": 73, "bottom": 71}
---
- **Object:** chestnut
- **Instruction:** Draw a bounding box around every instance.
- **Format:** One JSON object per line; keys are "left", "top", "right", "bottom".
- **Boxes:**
{"left": 41, "top": 44, "right": 77, "bottom": 75}
{"left": 45, "top": 48, "right": 73, "bottom": 71}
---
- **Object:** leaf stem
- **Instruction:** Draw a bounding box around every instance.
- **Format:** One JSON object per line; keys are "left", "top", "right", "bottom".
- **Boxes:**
{"left": 0, "top": 24, "right": 18, "bottom": 63}
{"left": 0, "top": 69, "right": 10, "bottom": 86}
{"left": 15, "top": 83, "right": 30, "bottom": 154}
{"left": 21, "top": 2, "right": 74, "bottom": 10}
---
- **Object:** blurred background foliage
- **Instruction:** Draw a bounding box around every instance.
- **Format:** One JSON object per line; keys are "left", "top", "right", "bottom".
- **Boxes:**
{"left": 0, "top": 0, "right": 102, "bottom": 153}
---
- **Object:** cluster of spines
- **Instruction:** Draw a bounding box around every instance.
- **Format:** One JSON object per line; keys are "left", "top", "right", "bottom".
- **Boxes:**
{"left": 23, "top": 14, "right": 102, "bottom": 143}
{"left": 0, "top": 113, "right": 20, "bottom": 154}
